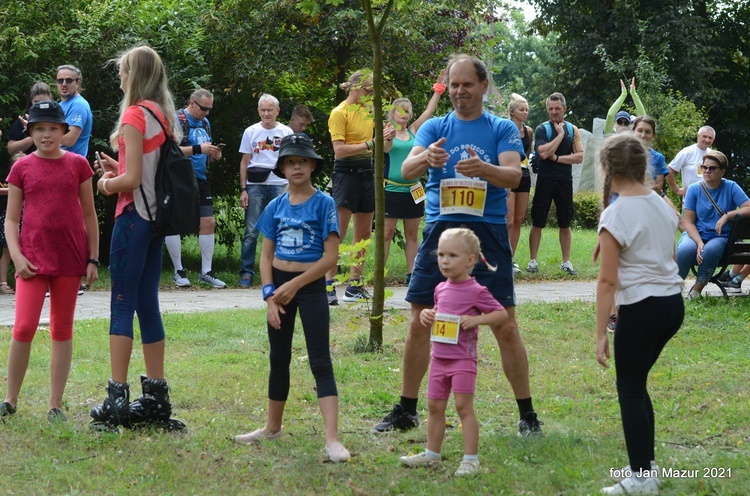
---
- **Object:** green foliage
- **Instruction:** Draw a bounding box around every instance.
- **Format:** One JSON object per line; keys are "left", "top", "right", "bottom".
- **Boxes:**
{"left": 572, "top": 190, "right": 602, "bottom": 229}
{"left": 212, "top": 195, "right": 245, "bottom": 256}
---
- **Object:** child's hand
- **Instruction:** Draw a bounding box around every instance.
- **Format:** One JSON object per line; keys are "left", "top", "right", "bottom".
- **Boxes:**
{"left": 97, "top": 174, "right": 116, "bottom": 196}
{"left": 460, "top": 315, "right": 480, "bottom": 330}
{"left": 596, "top": 334, "right": 610, "bottom": 368}
{"left": 420, "top": 308, "right": 435, "bottom": 327}
{"left": 266, "top": 300, "right": 286, "bottom": 330}
{"left": 12, "top": 254, "right": 37, "bottom": 279}
{"left": 98, "top": 152, "right": 119, "bottom": 176}
{"left": 86, "top": 264, "right": 98, "bottom": 286}
{"left": 270, "top": 280, "right": 301, "bottom": 306}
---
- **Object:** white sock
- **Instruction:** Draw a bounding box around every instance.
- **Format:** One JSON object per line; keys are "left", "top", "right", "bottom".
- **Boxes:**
{"left": 165, "top": 235, "right": 182, "bottom": 271}
{"left": 463, "top": 454, "right": 478, "bottom": 462}
{"left": 425, "top": 449, "right": 440, "bottom": 459}
{"left": 199, "top": 234, "right": 215, "bottom": 275}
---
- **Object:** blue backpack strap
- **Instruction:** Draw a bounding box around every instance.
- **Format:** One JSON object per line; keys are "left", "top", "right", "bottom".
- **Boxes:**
{"left": 544, "top": 121, "right": 574, "bottom": 141}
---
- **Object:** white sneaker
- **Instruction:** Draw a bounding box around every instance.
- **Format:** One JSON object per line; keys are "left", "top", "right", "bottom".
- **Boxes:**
{"left": 512, "top": 262, "right": 522, "bottom": 274}
{"left": 400, "top": 451, "right": 440, "bottom": 467}
{"left": 199, "top": 271, "right": 227, "bottom": 289}
{"left": 613, "top": 463, "right": 660, "bottom": 485}
{"left": 454, "top": 459, "right": 480, "bottom": 476}
{"left": 526, "top": 259, "right": 539, "bottom": 273}
{"left": 173, "top": 270, "right": 191, "bottom": 287}
{"left": 601, "top": 475, "right": 660, "bottom": 495}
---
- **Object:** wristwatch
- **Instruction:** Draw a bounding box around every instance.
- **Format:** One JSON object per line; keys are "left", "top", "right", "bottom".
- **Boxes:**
{"left": 87, "top": 259, "right": 100, "bottom": 267}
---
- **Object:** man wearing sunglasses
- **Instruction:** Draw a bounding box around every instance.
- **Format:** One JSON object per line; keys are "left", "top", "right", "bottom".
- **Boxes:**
{"left": 56, "top": 64, "right": 92, "bottom": 158}
{"left": 666, "top": 126, "right": 716, "bottom": 198}
{"left": 164, "top": 89, "right": 226, "bottom": 289}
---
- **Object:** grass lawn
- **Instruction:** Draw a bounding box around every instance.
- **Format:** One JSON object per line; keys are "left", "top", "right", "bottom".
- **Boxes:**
{"left": 0, "top": 293, "right": 747, "bottom": 494}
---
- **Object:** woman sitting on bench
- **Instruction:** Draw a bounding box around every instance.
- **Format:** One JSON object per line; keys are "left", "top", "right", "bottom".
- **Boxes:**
{"left": 676, "top": 151, "right": 750, "bottom": 299}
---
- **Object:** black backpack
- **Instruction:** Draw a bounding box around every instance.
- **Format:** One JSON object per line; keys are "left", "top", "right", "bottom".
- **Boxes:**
{"left": 138, "top": 105, "right": 200, "bottom": 236}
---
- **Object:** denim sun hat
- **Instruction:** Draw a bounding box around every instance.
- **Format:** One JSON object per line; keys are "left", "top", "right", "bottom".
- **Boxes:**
{"left": 26, "top": 100, "right": 69, "bottom": 131}
{"left": 273, "top": 133, "right": 325, "bottom": 178}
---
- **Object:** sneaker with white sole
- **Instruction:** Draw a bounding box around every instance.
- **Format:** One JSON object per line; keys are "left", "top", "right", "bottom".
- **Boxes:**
{"left": 526, "top": 259, "right": 539, "bottom": 273}
{"left": 512, "top": 262, "right": 522, "bottom": 274}
{"left": 400, "top": 451, "right": 440, "bottom": 467}
{"left": 601, "top": 475, "right": 660, "bottom": 495}
{"left": 342, "top": 284, "right": 370, "bottom": 302}
{"left": 720, "top": 277, "right": 743, "bottom": 294}
{"left": 561, "top": 260, "right": 578, "bottom": 276}
{"left": 613, "top": 462, "right": 660, "bottom": 485}
{"left": 199, "top": 271, "right": 227, "bottom": 288}
{"left": 454, "top": 459, "right": 481, "bottom": 476}
{"left": 326, "top": 441, "right": 351, "bottom": 463}
{"left": 685, "top": 288, "right": 701, "bottom": 300}
{"left": 326, "top": 280, "right": 338, "bottom": 306}
{"left": 173, "top": 270, "right": 191, "bottom": 287}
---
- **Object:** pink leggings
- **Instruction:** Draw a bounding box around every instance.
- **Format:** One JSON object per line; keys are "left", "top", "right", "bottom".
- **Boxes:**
{"left": 13, "top": 274, "right": 80, "bottom": 342}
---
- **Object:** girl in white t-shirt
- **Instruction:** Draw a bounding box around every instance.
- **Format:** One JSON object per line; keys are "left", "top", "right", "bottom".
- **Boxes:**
{"left": 595, "top": 133, "right": 684, "bottom": 495}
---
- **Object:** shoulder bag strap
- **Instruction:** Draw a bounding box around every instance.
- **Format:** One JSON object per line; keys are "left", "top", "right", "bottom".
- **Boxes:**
{"left": 699, "top": 181, "right": 726, "bottom": 217}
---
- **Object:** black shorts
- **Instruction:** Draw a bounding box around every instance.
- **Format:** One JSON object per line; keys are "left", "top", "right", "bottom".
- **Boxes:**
{"left": 331, "top": 157, "right": 374, "bottom": 213}
{"left": 511, "top": 167, "right": 531, "bottom": 193}
{"left": 384, "top": 190, "right": 424, "bottom": 219}
{"left": 406, "top": 220, "right": 515, "bottom": 308}
{"left": 530, "top": 176, "right": 574, "bottom": 228}
{"left": 198, "top": 179, "right": 214, "bottom": 217}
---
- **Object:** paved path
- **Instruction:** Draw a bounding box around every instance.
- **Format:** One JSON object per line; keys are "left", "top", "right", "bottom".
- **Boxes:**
{"left": 0, "top": 279, "right": 732, "bottom": 327}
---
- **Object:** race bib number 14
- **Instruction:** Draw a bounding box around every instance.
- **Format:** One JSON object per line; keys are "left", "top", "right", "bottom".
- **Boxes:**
{"left": 431, "top": 313, "right": 461, "bottom": 345}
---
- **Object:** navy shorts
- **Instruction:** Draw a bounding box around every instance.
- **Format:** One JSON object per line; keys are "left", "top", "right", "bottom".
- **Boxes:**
{"left": 406, "top": 220, "right": 515, "bottom": 307}
{"left": 530, "top": 176, "right": 574, "bottom": 228}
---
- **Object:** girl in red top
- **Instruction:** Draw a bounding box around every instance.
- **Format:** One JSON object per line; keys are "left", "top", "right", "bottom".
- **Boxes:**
{"left": 1, "top": 100, "right": 99, "bottom": 420}
{"left": 90, "top": 45, "right": 183, "bottom": 430}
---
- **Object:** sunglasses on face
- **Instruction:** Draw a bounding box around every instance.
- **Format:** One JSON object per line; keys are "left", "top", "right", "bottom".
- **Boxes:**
{"left": 700, "top": 165, "right": 721, "bottom": 173}
{"left": 56, "top": 78, "right": 79, "bottom": 85}
{"left": 192, "top": 101, "right": 212, "bottom": 112}
{"left": 616, "top": 119, "right": 630, "bottom": 126}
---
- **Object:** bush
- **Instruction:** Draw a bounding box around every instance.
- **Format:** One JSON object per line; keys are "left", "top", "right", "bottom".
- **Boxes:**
{"left": 213, "top": 195, "right": 245, "bottom": 256}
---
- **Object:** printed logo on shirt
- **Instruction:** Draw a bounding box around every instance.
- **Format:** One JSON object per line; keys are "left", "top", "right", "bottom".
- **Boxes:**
{"left": 277, "top": 217, "right": 316, "bottom": 256}
{"left": 445, "top": 144, "right": 493, "bottom": 178}
{"left": 254, "top": 136, "right": 284, "bottom": 154}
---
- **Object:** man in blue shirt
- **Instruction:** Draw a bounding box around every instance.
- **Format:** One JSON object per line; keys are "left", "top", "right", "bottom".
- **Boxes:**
{"left": 373, "top": 54, "right": 542, "bottom": 438}
{"left": 164, "top": 89, "right": 226, "bottom": 288}
{"left": 56, "top": 65, "right": 92, "bottom": 158}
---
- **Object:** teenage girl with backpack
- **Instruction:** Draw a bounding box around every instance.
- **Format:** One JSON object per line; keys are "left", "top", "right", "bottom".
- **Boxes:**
{"left": 91, "top": 44, "right": 184, "bottom": 430}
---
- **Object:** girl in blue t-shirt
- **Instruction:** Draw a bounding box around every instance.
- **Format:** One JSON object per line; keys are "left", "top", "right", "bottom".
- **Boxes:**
{"left": 233, "top": 134, "right": 350, "bottom": 463}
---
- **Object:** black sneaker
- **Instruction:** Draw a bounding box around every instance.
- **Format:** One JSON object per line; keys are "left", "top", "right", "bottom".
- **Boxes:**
{"left": 717, "top": 271, "right": 733, "bottom": 284}
{"left": 517, "top": 411, "right": 543, "bottom": 437}
{"left": 373, "top": 404, "right": 419, "bottom": 432}
{"left": 0, "top": 401, "right": 17, "bottom": 418}
{"left": 342, "top": 284, "right": 371, "bottom": 302}
{"left": 326, "top": 281, "right": 338, "bottom": 306}
{"left": 47, "top": 408, "right": 68, "bottom": 422}
{"left": 720, "top": 278, "right": 743, "bottom": 294}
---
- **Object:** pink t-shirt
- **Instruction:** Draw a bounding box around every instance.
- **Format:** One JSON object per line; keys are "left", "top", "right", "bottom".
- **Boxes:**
{"left": 115, "top": 100, "right": 168, "bottom": 219}
{"left": 431, "top": 277, "right": 504, "bottom": 360}
{"left": 6, "top": 152, "right": 93, "bottom": 276}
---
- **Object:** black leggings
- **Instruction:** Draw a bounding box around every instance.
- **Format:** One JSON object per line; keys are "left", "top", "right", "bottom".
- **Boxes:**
{"left": 614, "top": 294, "right": 684, "bottom": 473}
{"left": 267, "top": 268, "right": 338, "bottom": 401}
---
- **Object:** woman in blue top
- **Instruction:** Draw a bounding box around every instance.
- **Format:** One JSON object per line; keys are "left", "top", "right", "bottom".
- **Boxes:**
{"left": 384, "top": 71, "right": 445, "bottom": 283}
{"left": 676, "top": 150, "right": 750, "bottom": 298}
{"left": 233, "top": 134, "right": 350, "bottom": 463}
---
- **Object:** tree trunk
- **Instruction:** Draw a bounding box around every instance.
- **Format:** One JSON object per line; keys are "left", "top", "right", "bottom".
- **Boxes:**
{"left": 362, "top": 0, "right": 394, "bottom": 350}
